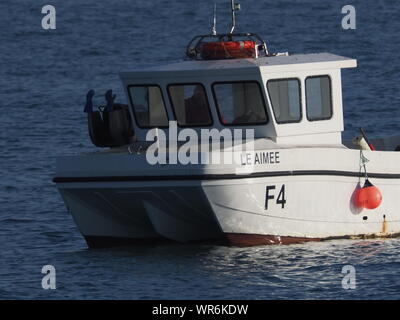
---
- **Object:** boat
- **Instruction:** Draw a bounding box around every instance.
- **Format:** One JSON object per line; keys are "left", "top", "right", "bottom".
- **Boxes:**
{"left": 53, "top": 1, "right": 400, "bottom": 248}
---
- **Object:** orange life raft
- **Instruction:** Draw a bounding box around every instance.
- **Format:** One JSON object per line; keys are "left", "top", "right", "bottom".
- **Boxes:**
{"left": 200, "top": 40, "right": 256, "bottom": 60}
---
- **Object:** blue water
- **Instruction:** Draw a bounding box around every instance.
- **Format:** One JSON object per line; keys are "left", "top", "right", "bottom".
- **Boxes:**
{"left": 1, "top": 0, "right": 400, "bottom": 299}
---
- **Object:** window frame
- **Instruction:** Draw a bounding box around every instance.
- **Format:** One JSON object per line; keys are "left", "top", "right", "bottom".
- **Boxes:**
{"left": 167, "top": 82, "right": 214, "bottom": 128}
{"left": 266, "top": 77, "right": 303, "bottom": 124}
{"left": 211, "top": 80, "right": 269, "bottom": 127}
{"left": 305, "top": 75, "right": 333, "bottom": 122}
{"left": 127, "top": 84, "right": 169, "bottom": 129}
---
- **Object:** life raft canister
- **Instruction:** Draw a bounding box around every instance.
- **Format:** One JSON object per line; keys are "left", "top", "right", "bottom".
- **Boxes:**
{"left": 200, "top": 40, "right": 256, "bottom": 60}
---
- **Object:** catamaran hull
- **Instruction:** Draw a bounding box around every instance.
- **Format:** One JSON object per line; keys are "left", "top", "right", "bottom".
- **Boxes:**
{"left": 56, "top": 172, "right": 400, "bottom": 248}
{"left": 57, "top": 181, "right": 225, "bottom": 248}
{"left": 54, "top": 147, "right": 400, "bottom": 248}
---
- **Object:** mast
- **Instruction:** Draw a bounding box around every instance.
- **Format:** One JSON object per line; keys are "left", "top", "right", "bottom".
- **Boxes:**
{"left": 229, "top": 0, "right": 241, "bottom": 34}
{"left": 211, "top": 3, "right": 217, "bottom": 36}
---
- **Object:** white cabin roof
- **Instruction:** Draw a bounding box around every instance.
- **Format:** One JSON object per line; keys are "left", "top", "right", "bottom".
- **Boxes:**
{"left": 120, "top": 53, "right": 356, "bottom": 79}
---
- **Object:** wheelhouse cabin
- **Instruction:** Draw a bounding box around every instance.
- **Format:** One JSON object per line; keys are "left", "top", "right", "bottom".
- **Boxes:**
{"left": 120, "top": 53, "right": 357, "bottom": 146}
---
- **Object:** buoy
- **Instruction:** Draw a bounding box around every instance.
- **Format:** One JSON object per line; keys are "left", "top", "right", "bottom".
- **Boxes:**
{"left": 352, "top": 186, "right": 364, "bottom": 209}
{"left": 353, "top": 179, "right": 382, "bottom": 210}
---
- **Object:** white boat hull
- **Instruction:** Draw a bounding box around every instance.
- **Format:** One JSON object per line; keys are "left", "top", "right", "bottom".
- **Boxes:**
{"left": 203, "top": 174, "right": 400, "bottom": 246}
{"left": 58, "top": 181, "right": 224, "bottom": 247}
{"left": 54, "top": 144, "right": 400, "bottom": 248}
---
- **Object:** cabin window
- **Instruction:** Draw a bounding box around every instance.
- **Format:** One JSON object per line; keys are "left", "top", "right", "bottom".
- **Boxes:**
{"left": 168, "top": 84, "right": 212, "bottom": 127}
{"left": 128, "top": 85, "right": 169, "bottom": 128}
{"left": 305, "top": 76, "right": 333, "bottom": 121}
{"left": 212, "top": 81, "right": 268, "bottom": 125}
{"left": 267, "top": 78, "right": 302, "bottom": 124}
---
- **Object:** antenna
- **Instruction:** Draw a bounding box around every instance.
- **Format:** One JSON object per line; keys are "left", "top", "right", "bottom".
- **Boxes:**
{"left": 230, "top": 0, "right": 241, "bottom": 34}
{"left": 211, "top": 3, "right": 217, "bottom": 36}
